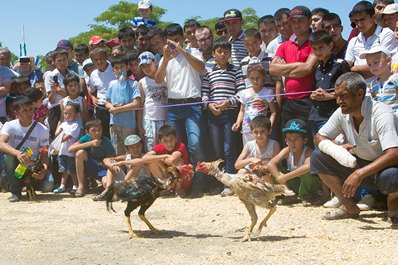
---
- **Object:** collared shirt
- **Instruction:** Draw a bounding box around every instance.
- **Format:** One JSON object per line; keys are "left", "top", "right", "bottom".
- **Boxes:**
{"left": 229, "top": 31, "right": 248, "bottom": 68}
{"left": 319, "top": 96, "right": 398, "bottom": 161}
{"left": 240, "top": 50, "right": 276, "bottom": 88}
{"left": 309, "top": 56, "right": 351, "bottom": 120}
{"left": 202, "top": 63, "right": 245, "bottom": 108}
{"left": 160, "top": 48, "right": 204, "bottom": 99}
{"left": 275, "top": 33, "right": 315, "bottom": 99}
{"left": 345, "top": 25, "right": 398, "bottom": 66}
{"left": 367, "top": 73, "right": 398, "bottom": 113}
{"left": 266, "top": 34, "right": 286, "bottom": 58}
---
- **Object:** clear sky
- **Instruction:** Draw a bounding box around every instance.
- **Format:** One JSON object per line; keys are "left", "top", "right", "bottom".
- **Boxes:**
{"left": 0, "top": 0, "right": 362, "bottom": 58}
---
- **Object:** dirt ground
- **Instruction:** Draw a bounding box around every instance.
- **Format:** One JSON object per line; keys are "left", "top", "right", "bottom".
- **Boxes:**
{"left": 0, "top": 191, "right": 396, "bottom": 265}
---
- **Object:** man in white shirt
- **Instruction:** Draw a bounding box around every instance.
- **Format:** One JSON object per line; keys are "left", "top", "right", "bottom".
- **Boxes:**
{"left": 311, "top": 72, "right": 398, "bottom": 226}
{"left": 155, "top": 23, "right": 206, "bottom": 197}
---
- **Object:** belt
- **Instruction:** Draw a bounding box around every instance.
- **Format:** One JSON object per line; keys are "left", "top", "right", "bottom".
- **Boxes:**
{"left": 168, "top": 98, "right": 202, "bottom": 104}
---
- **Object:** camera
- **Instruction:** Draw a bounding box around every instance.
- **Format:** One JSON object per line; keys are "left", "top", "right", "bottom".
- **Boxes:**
{"left": 168, "top": 43, "right": 176, "bottom": 50}
{"left": 53, "top": 76, "right": 58, "bottom": 85}
{"left": 19, "top": 57, "right": 30, "bottom": 63}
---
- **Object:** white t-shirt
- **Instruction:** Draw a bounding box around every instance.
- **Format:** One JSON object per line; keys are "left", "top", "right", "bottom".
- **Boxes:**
{"left": 44, "top": 68, "right": 77, "bottom": 109}
{"left": 160, "top": 48, "right": 204, "bottom": 99}
{"left": 345, "top": 25, "right": 398, "bottom": 66}
{"left": 58, "top": 121, "right": 80, "bottom": 157}
{"left": 1, "top": 120, "right": 49, "bottom": 159}
{"left": 319, "top": 97, "right": 398, "bottom": 161}
{"left": 89, "top": 63, "right": 116, "bottom": 105}
{"left": 266, "top": 35, "right": 285, "bottom": 58}
{"left": 140, "top": 76, "right": 167, "bottom": 121}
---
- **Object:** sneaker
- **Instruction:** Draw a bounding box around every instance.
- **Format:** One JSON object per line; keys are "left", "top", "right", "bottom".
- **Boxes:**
{"left": 53, "top": 187, "right": 66, "bottom": 193}
{"left": 92, "top": 194, "right": 106, "bottom": 201}
{"left": 8, "top": 194, "right": 21, "bottom": 203}
{"left": 323, "top": 196, "right": 342, "bottom": 208}
{"left": 357, "top": 195, "right": 376, "bottom": 211}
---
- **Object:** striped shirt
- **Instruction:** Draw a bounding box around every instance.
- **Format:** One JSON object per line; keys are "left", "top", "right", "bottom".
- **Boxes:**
{"left": 202, "top": 64, "right": 246, "bottom": 109}
{"left": 240, "top": 50, "right": 277, "bottom": 89}
{"left": 368, "top": 74, "right": 398, "bottom": 113}
{"left": 229, "top": 31, "right": 248, "bottom": 68}
{"left": 130, "top": 17, "right": 158, "bottom": 29}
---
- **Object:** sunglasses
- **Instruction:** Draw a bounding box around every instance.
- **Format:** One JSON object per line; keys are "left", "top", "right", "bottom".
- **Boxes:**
{"left": 217, "top": 29, "right": 228, "bottom": 36}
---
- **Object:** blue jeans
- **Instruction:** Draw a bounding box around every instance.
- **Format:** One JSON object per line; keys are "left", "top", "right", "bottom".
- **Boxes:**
{"left": 309, "top": 119, "right": 327, "bottom": 140}
{"left": 167, "top": 105, "right": 205, "bottom": 191}
{"left": 5, "top": 154, "right": 54, "bottom": 196}
{"left": 208, "top": 110, "right": 237, "bottom": 174}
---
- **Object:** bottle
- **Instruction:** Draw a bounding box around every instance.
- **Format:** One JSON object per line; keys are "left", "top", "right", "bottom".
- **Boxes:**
{"left": 14, "top": 147, "right": 33, "bottom": 179}
{"left": 119, "top": 71, "right": 126, "bottom": 86}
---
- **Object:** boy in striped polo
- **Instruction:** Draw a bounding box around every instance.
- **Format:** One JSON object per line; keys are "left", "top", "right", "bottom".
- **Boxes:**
{"left": 222, "top": 9, "right": 248, "bottom": 68}
{"left": 202, "top": 39, "right": 246, "bottom": 195}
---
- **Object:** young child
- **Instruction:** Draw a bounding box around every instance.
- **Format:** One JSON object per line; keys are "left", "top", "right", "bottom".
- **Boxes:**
{"left": 267, "top": 119, "right": 320, "bottom": 206}
{"left": 136, "top": 51, "right": 167, "bottom": 152}
{"left": 93, "top": 134, "right": 150, "bottom": 201}
{"left": 361, "top": 46, "right": 398, "bottom": 113}
{"left": 106, "top": 54, "right": 141, "bottom": 156}
{"left": 68, "top": 119, "right": 115, "bottom": 197}
{"left": 59, "top": 74, "right": 89, "bottom": 130}
{"left": 44, "top": 49, "right": 77, "bottom": 139}
{"left": 24, "top": 87, "right": 47, "bottom": 124}
{"left": 130, "top": 0, "right": 158, "bottom": 30}
{"left": 235, "top": 115, "right": 280, "bottom": 183}
{"left": 239, "top": 28, "right": 282, "bottom": 108}
{"left": 232, "top": 63, "right": 277, "bottom": 145}
{"left": 143, "top": 125, "right": 191, "bottom": 196}
{"left": 53, "top": 102, "right": 81, "bottom": 194}
{"left": 201, "top": 40, "right": 245, "bottom": 183}
{"left": 309, "top": 30, "right": 351, "bottom": 137}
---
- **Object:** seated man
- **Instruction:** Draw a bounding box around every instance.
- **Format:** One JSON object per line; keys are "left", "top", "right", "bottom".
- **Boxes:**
{"left": 311, "top": 72, "right": 398, "bottom": 226}
{"left": 0, "top": 96, "right": 52, "bottom": 202}
{"left": 68, "top": 118, "right": 115, "bottom": 197}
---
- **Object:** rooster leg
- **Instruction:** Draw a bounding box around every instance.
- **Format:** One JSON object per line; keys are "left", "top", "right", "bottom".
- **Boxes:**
{"left": 237, "top": 201, "right": 257, "bottom": 242}
{"left": 125, "top": 202, "right": 142, "bottom": 239}
{"left": 125, "top": 216, "right": 142, "bottom": 239}
{"left": 138, "top": 200, "right": 160, "bottom": 234}
{"left": 254, "top": 206, "right": 276, "bottom": 237}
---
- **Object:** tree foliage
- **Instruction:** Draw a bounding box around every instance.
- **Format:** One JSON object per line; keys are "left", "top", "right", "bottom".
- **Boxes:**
{"left": 70, "top": 1, "right": 168, "bottom": 47}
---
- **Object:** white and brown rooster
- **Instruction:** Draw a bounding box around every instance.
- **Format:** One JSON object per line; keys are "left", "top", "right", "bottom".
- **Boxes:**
{"left": 196, "top": 159, "right": 295, "bottom": 242}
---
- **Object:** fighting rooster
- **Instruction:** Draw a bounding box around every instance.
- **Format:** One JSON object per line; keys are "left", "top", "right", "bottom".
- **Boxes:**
{"left": 196, "top": 160, "right": 294, "bottom": 242}
{"left": 105, "top": 164, "right": 193, "bottom": 239}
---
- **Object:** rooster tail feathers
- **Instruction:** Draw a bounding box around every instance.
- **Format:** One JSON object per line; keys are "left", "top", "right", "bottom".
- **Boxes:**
{"left": 273, "top": 184, "right": 295, "bottom": 196}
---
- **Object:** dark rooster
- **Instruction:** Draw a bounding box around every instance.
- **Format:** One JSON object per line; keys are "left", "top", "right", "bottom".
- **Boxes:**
{"left": 196, "top": 160, "right": 295, "bottom": 242}
{"left": 106, "top": 164, "right": 194, "bottom": 239}
{"left": 23, "top": 147, "right": 47, "bottom": 201}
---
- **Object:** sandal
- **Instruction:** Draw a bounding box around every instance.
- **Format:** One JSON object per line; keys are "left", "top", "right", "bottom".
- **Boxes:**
{"left": 322, "top": 208, "right": 360, "bottom": 220}
{"left": 221, "top": 188, "right": 234, "bottom": 197}
{"left": 69, "top": 188, "right": 77, "bottom": 195}
{"left": 302, "top": 200, "right": 312, "bottom": 207}
{"left": 92, "top": 194, "right": 106, "bottom": 201}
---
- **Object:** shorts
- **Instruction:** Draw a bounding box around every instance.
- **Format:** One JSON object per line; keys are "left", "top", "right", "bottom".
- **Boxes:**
{"left": 310, "top": 149, "right": 398, "bottom": 194}
{"left": 110, "top": 125, "right": 137, "bottom": 156}
{"left": 58, "top": 155, "right": 76, "bottom": 175}
{"left": 84, "top": 156, "right": 108, "bottom": 180}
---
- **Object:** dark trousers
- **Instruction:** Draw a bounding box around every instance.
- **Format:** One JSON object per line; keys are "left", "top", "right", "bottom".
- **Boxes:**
{"left": 48, "top": 105, "right": 61, "bottom": 140}
{"left": 95, "top": 105, "right": 110, "bottom": 138}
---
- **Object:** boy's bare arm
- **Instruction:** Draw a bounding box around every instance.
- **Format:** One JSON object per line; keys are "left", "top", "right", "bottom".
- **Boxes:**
{"left": 155, "top": 47, "right": 170, "bottom": 84}
{"left": 235, "top": 145, "right": 261, "bottom": 170}
{"left": 103, "top": 154, "right": 126, "bottom": 168}
{"left": 165, "top": 151, "right": 183, "bottom": 165}
{"left": 111, "top": 98, "right": 141, "bottom": 114}
{"left": 267, "top": 147, "right": 289, "bottom": 178}
{"left": 280, "top": 157, "right": 311, "bottom": 182}
{"left": 68, "top": 140, "right": 99, "bottom": 153}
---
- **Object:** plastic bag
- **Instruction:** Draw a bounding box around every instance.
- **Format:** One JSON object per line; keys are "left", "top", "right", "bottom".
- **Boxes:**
{"left": 49, "top": 133, "right": 62, "bottom": 156}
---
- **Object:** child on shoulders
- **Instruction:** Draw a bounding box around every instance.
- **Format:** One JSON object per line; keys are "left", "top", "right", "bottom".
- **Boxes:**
{"left": 131, "top": 0, "right": 158, "bottom": 30}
